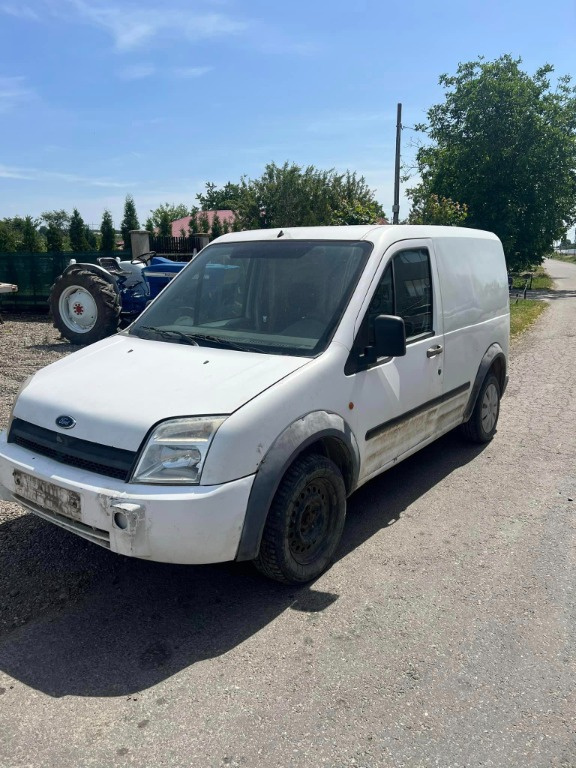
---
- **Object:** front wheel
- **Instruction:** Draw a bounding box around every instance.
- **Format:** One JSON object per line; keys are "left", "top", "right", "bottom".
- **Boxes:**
{"left": 49, "top": 270, "right": 121, "bottom": 345}
{"left": 254, "top": 454, "right": 346, "bottom": 584}
{"left": 460, "top": 373, "right": 501, "bottom": 443}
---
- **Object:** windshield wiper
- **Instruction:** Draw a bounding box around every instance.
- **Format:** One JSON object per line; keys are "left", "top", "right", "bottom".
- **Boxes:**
{"left": 186, "top": 333, "right": 257, "bottom": 352}
{"left": 135, "top": 326, "right": 199, "bottom": 346}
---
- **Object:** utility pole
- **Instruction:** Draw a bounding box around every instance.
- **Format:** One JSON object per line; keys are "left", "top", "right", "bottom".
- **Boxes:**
{"left": 392, "top": 103, "right": 402, "bottom": 224}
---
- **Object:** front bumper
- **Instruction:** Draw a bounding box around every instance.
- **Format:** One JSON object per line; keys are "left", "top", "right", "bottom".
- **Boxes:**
{"left": 0, "top": 433, "right": 254, "bottom": 564}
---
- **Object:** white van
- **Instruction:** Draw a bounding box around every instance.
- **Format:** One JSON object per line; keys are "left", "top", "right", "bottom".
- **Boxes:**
{"left": 0, "top": 225, "right": 509, "bottom": 584}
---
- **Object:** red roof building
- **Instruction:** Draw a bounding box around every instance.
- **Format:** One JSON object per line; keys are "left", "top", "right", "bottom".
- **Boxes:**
{"left": 171, "top": 210, "right": 236, "bottom": 236}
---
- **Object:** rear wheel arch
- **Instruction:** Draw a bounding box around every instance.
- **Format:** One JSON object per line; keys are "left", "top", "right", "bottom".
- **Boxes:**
{"left": 462, "top": 343, "right": 507, "bottom": 422}
{"left": 234, "top": 412, "right": 359, "bottom": 563}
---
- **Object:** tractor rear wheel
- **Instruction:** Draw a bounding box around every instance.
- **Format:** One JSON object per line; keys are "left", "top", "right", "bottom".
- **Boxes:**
{"left": 49, "top": 270, "right": 121, "bottom": 345}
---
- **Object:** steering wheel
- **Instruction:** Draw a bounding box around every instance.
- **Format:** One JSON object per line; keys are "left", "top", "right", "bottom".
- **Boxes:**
{"left": 131, "top": 250, "right": 156, "bottom": 265}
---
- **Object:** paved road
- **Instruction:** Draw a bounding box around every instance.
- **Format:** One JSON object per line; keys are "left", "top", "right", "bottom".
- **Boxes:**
{"left": 0, "top": 260, "right": 575, "bottom": 768}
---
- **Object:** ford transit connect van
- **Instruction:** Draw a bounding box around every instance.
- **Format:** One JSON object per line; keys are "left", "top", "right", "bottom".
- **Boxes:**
{"left": 0, "top": 225, "right": 509, "bottom": 583}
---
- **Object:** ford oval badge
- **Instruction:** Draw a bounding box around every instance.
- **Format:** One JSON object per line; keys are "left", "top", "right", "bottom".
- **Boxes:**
{"left": 56, "top": 415, "right": 76, "bottom": 430}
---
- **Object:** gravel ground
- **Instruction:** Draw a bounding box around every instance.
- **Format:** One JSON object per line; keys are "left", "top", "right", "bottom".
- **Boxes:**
{"left": 0, "top": 316, "right": 84, "bottom": 633}
{"left": 0, "top": 260, "right": 575, "bottom": 768}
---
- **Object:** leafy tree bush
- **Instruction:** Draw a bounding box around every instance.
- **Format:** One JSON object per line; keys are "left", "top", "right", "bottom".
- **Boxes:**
{"left": 120, "top": 195, "right": 140, "bottom": 254}
{"left": 41, "top": 210, "right": 70, "bottom": 250}
{"left": 100, "top": 210, "right": 116, "bottom": 252}
{"left": 228, "top": 162, "right": 384, "bottom": 230}
{"left": 46, "top": 221, "right": 64, "bottom": 252}
{"left": 210, "top": 212, "right": 222, "bottom": 240}
{"left": 0, "top": 220, "right": 18, "bottom": 252}
{"left": 408, "top": 194, "right": 468, "bottom": 226}
{"left": 84, "top": 225, "right": 98, "bottom": 250}
{"left": 196, "top": 182, "right": 241, "bottom": 211}
{"left": 148, "top": 203, "right": 189, "bottom": 230}
{"left": 157, "top": 208, "right": 172, "bottom": 237}
{"left": 69, "top": 209, "right": 88, "bottom": 252}
{"left": 408, "top": 55, "right": 576, "bottom": 270}
{"left": 197, "top": 211, "right": 210, "bottom": 234}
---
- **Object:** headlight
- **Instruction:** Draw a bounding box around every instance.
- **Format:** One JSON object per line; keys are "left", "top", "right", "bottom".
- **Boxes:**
{"left": 131, "top": 416, "right": 226, "bottom": 484}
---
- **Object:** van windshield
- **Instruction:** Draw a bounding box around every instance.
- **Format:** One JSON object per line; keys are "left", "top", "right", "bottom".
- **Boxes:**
{"left": 128, "top": 239, "right": 372, "bottom": 356}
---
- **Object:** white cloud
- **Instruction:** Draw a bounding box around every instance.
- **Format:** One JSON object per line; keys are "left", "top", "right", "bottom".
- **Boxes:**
{"left": 61, "top": 0, "right": 248, "bottom": 51}
{"left": 118, "top": 63, "right": 156, "bottom": 81}
{"left": 0, "top": 4, "right": 40, "bottom": 20}
{"left": 0, "top": 163, "right": 134, "bottom": 188}
{"left": 0, "top": 76, "right": 35, "bottom": 114}
{"left": 173, "top": 66, "right": 213, "bottom": 79}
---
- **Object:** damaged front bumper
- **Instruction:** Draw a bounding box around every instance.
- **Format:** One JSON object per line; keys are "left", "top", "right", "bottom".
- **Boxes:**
{"left": 0, "top": 432, "right": 254, "bottom": 564}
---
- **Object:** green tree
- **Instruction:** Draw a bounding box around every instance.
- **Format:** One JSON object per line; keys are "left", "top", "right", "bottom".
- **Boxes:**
{"left": 69, "top": 208, "right": 88, "bottom": 252}
{"left": 19, "top": 216, "right": 43, "bottom": 252}
{"left": 148, "top": 202, "right": 189, "bottom": 230}
{"left": 46, "top": 221, "right": 64, "bottom": 252}
{"left": 41, "top": 210, "right": 70, "bottom": 251}
{"left": 145, "top": 217, "right": 155, "bottom": 234}
{"left": 407, "top": 55, "right": 576, "bottom": 270}
{"left": 120, "top": 195, "right": 140, "bottom": 254}
{"left": 197, "top": 211, "right": 210, "bottom": 234}
{"left": 210, "top": 212, "right": 222, "bottom": 240}
{"left": 408, "top": 194, "right": 468, "bottom": 226}
{"left": 100, "top": 210, "right": 116, "bottom": 252}
{"left": 0, "top": 220, "right": 18, "bottom": 252}
{"left": 157, "top": 208, "right": 172, "bottom": 237}
{"left": 233, "top": 162, "right": 384, "bottom": 230}
{"left": 196, "top": 182, "right": 242, "bottom": 211}
{"left": 84, "top": 225, "right": 98, "bottom": 250}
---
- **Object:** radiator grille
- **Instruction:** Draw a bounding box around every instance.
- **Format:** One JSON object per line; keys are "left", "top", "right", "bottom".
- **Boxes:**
{"left": 8, "top": 418, "right": 136, "bottom": 481}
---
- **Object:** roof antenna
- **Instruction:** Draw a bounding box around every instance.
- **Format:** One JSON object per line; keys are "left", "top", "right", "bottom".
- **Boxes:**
{"left": 277, "top": 229, "right": 284, "bottom": 238}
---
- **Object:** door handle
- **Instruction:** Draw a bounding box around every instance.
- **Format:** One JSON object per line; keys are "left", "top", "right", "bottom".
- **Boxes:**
{"left": 426, "top": 344, "right": 443, "bottom": 358}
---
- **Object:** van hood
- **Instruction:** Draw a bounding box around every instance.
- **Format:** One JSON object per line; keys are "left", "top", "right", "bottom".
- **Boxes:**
{"left": 13, "top": 334, "right": 310, "bottom": 451}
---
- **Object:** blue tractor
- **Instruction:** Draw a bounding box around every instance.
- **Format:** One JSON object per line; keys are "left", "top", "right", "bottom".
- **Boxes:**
{"left": 49, "top": 252, "right": 186, "bottom": 345}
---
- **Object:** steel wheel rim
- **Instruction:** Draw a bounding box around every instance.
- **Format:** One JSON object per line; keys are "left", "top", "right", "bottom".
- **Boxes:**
{"left": 481, "top": 383, "right": 499, "bottom": 434}
{"left": 58, "top": 286, "right": 98, "bottom": 333}
{"left": 288, "top": 479, "right": 336, "bottom": 565}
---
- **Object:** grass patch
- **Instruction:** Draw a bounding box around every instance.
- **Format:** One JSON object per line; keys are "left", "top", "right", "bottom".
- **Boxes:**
{"left": 550, "top": 253, "right": 576, "bottom": 265}
{"left": 510, "top": 265, "right": 553, "bottom": 290}
{"left": 510, "top": 299, "right": 548, "bottom": 337}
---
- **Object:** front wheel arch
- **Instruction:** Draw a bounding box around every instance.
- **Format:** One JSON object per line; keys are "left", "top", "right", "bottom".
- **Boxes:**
{"left": 235, "top": 412, "right": 359, "bottom": 563}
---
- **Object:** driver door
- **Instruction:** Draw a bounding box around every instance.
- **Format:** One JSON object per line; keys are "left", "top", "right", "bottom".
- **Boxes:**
{"left": 346, "top": 240, "right": 445, "bottom": 483}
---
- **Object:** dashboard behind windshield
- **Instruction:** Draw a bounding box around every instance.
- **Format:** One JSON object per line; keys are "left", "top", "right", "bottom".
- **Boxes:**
{"left": 129, "top": 239, "right": 373, "bottom": 356}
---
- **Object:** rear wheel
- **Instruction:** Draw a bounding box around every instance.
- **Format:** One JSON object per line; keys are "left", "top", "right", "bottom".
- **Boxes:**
{"left": 254, "top": 454, "right": 346, "bottom": 584}
{"left": 50, "top": 270, "right": 121, "bottom": 345}
{"left": 461, "top": 373, "right": 501, "bottom": 443}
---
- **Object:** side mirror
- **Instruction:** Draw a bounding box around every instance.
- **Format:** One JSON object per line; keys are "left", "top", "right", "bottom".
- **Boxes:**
{"left": 374, "top": 315, "right": 406, "bottom": 358}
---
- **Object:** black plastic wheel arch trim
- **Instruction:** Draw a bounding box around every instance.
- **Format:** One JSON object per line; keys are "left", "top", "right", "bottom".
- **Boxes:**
{"left": 462, "top": 343, "right": 507, "bottom": 422}
{"left": 234, "top": 411, "right": 359, "bottom": 562}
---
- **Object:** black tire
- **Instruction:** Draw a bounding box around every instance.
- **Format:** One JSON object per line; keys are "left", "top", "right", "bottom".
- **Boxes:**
{"left": 254, "top": 454, "right": 346, "bottom": 584}
{"left": 460, "top": 373, "right": 501, "bottom": 444}
{"left": 49, "top": 270, "right": 121, "bottom": 345}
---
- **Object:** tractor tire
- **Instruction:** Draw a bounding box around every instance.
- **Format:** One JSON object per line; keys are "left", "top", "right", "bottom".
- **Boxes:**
{"left": 254, "top": 454, "right": 346, "bottom": 584}
{"left": 49, "top": 270, "right": 121, "bottom": 345}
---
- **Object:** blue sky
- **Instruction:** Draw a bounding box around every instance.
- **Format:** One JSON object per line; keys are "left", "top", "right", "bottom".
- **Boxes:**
{"left": 0, "top": 0, "right": 574, "bottom": 228}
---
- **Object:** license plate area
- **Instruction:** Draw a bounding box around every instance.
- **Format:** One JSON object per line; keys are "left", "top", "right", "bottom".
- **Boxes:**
{"left": 13, "top": 470, "right": 81, "bottom": 521}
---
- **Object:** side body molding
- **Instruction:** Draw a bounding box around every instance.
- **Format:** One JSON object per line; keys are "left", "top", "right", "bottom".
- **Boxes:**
{"left": 235, "top": 411, "right": 360, "bottom": 562}
{"left": 462, "top": 342, "right": 508, "bottom": 422}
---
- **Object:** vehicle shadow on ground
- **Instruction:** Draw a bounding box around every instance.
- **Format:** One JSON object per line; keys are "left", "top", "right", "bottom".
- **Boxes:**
{"left": 0, "top": 431, "right": 487, "bottom": 698}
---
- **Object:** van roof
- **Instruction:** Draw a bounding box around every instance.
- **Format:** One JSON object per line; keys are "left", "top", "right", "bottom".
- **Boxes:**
{"left": 216, "top": 224, "right": 500, "bottom": 245}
